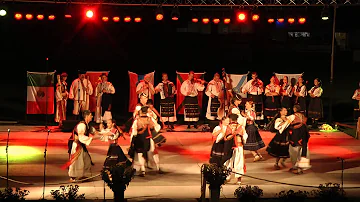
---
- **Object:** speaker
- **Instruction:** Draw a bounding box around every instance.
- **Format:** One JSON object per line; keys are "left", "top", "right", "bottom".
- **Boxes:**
{"left": 61, "top": 120, "right": 78, "bottom": 132}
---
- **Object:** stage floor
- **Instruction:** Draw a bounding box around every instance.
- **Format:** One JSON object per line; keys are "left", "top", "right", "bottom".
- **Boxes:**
{"left": 0, "top": 124, "right": 360, "bottom": 200}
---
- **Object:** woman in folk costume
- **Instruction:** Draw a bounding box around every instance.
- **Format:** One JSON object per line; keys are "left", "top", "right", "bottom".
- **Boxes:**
{"left": 242, "top": 100, "right": 265, "bottom": 162}
{"left": 55, "top": 72, "right": 69, "bottom": 128}
{"left": 288, "top": 105, "right": 311, "bottom": 174}
{"left": 266, "top": 107, "right": 291, "bottom": 169}
{"left": 308, "top": 78, "right": 323, "bottom": 129}
{"left": 223, "top": 114, "right": 248, "bottom": 185}
{"left": 228, "top": 94, "right": 247, "bottom": 127}
{"left": 293, "top": 77, "right": 307, "bottom": 114}
{"left": 280, "top": 76, "right": 293, "bottom": 114}
{"left": 352, "top": 82, "right": 360, "bottom": 120}
{"left": 264, "top": 76, "right": 281, "bottom": 123}
{"left": 209, "top": 116, "right": 231, "bottom": 166}
{"left": 129, "top": 106, "right": 162, "bottom": 177}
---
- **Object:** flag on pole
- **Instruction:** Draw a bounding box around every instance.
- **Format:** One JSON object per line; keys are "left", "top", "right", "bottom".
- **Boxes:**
{"left": 227, "top": 73, "right": 248, "bottom": 98}
{"left": 128, "top": 71, "right": 155, "bottom": 112}
{"left": 86, "top": 71, "right": 110, "bottom": 112}
{"left": 274, "top": 73, "right": 303, "bottom": 86}
{"left": 176, "top": 71, "right": 205, "bottom": 114}
{"left": 26, "top": 71, "right": 55, "bottom": 114}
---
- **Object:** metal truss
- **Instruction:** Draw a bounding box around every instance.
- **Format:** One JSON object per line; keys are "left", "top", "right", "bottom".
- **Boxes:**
{"left": 3, "top": 0, "right": 360, "bottom": 6}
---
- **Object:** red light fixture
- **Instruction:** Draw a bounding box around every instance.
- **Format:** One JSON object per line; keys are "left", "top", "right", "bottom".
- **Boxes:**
{"left": 277, "top": 18, "right": 285, "bottom": 23}
{"left": 65, "top": 14, "right": 72, "bottom": 18}
{"left": 288, "top": 18, "right": 295, "bottom": 24}
{"left": 171, "top": 16, "right": 178, "bottom": 21}
{"left": 134, "top": 17, "right": 141, "bottom": 22}
{"left": 237, "top": 12, "right": 246, "bottom": 22}
{"left": 224, "top": 18, "right": 231, "bottom": 24}
{"left": 124, "top": 16, "right": 131, "bottom": 22}
{"left": 102, "top": 17, "right": 109, "bottom": 22}
{"left": 213, "top": 18, "right": 220, "bottom": 24}
{"left": 252, "top": 14, "right": 259, "bottom": 21}
{"left": 113, "top": 17, "right": 120, "bottom": 22}
{"left": 25, "top": 14, "right": 33, "bottom": 20}
{"left": 86, "top": 10, "right": 93, "bottom": 18}
{"left": 156, "top": 14, "right": 163, "bottom": 21}
{"left": 15, "top": 13, "right": 22, "bottom": 20}
{"left": 268, "top": 18, "right": 274, "bottom": 23}
{"left": 192, "top": 18, "right": 198, "bottom": 23}
{"left": 202, "top": 18, "right": 209, "bottom": 24}
{"left": 37, "top": 15, "right": 44, "bottom": 20}
{"left": 298, "top": 17, "right": 306, "bottom": 24}
{"left": 48, "top": 15, "right": 55, "bottom": 20}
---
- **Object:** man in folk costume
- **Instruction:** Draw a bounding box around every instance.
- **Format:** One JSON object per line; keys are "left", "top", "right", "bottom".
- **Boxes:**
{"left": 136, "top": 74, "right": 155, "bottom": 99}
{"left": 63, "top": 110, "right": 102, "bottom": 182}
{"left": 205, "top": 73, "right": 224, "bottom": 121}
{"left": 69, "top": 70, "right": 93, "bottom": 118}
{"left": 241, "top": 72, "right": 264, "bottom": 121}
{"left": 155, "top": 73, "right": 177, "bottom": 129}
{"left": 180, "top": 71, "right": 205, "bottom": 129}
{"left": 55, "top": 72, "right": 69, "bottom": 128}
{"left": 95, "top": 73, "right": 115, "bottom": 123}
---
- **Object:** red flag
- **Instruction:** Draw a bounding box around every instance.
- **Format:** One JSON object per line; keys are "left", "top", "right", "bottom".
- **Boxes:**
{"left": 176, "top": 72, "right": 205, "bottom": 114}
{"left": 128, "top": 71, "right": 155, "bottom": 112}
{"left": 86, "top": 71, "right": 110, "bottom": 112}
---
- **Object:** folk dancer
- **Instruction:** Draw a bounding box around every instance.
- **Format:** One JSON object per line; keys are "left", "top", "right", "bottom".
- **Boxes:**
{"left": 205, "top": 73, "right": 224, "bottom": 121}
{"left": 55, "top": 72, "right": 69, "bottom": 128}
{"left": 130, "top": 106, "right": 163, "bottom": 177}
{"left": 223, "top": 113, "right": 248, "bottom": 185}
{"left": 264, "top": 76, "right": 281, "bottom": 123}
{"left": 146, "top": 99, "right": 166, "bottom": 130}
{"left": 266, "top": 107, "right": 291, "bottom": 169}
{"left": 288, "top": 105, "right": 311, "bottom": 174}
{"left": 155, "top": 73, "right": 177, "bottom": 129}
{"left": 63, "top": 110, "right": 102, "bottom": 182}
{"left": 180, "top": 71, "right": 205, "bottom": 129}
{"left": 280, "top": 76, "right": 293, "bottom": 114}
{"left": 228, "top": 94, "right": 247, "bottom": 127}
{"left": 95, "top": 73, "right": 115, "bottom": 123}
{"left": 352, "top": 82, "right": 360, "bottom": 120}
{"left": 308, "top": 78, "right": 323, "bottom": 129}
{"left": 293, "top": 77, "right": 307, "bottom": 114}
{"left": 242, "top": 72, "right": 264, "bottom": 121}
{"left": 242, "top": 100, "right": 265, "bottom": 162}
{"left": 209, "top": 116, "right": 231, "bottom": 166}
{"left": 69, "top": 71, "right": 93, "bottom": 118}
{"left": 136, "top": 74, "right": 155, "bottom": 99}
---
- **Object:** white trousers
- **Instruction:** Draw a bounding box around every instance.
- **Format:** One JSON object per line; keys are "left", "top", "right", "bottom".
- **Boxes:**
{"left": 133, "top": 138, "right": 160, "bottom": 172}
{"left": 224, "top": 146, "right": 245, "bottom": 179}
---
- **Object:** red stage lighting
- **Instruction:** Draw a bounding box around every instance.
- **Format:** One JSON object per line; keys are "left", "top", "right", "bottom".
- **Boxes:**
{"left": 37, "top": 15, "right": 44, "bottom": 20}
{"left": 277, "top": 18, "right": 284, "bottom": 23}
{"left": 134, "top": 17, "right": 141, "bottom": 22}
{"left": 192, "top": 18, "right": 198, "bottom": 23}
{"left": 224, "top": 18, "right": 231, "bottom": 24}
{"left": 172, "top": 16, "right": 178, "bottom": 21}
{"left": 65, "top": 14, "right": 72, "bottom": 18}
{"left": 298, "top": 17, "right": 306, "bottom": 24}
{"left": 237, "top": 12, "right": 246, "bottom": 22}
{"left": 48, "top": 15, "right": 55, "bottom": 20}
{"left": 156, "top": 14, "right": 163, "bottom": 21}
{"left": 252, "top": 14, "right": 259, "bottom": 21}
{"left": 288, "top": 18, "right": 295, "bottom": 24}
{"left": 102, "top": 17, "right": 109, "bottom": 22}
{"left": 25, "top": 14, "right": 33, "bottom": 20}
{"left": 86, "top": 10, "right": 93, "bottom": 18}
{"left": 14, "top": 13, "right": 22, "bottom": 20}
{"left": 124, "top": 16, "right": 131, "bottom": 22}
{"left": 202, "top": 18, "right": 209, "bottom": 24}
{"left": 268, "top": 18, "right": 274, "bottom": 23}
{"left": 213, "top": 18, "right": 220, "bottom": 24}
{"left": 113, "top": 17, "right": 120, "bottom": 22}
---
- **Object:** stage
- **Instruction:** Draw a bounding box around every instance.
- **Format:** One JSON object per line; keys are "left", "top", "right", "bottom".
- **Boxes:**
{"left": 0, "top": 124, "right": 360, "bottom": 200}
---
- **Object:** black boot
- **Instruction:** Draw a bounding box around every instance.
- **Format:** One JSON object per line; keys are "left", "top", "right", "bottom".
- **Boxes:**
{"left": 194, "top": 122, "right": 198, "bottom": 129}
{"left": 187, "top": 122, "right": 191, "bottom": 129}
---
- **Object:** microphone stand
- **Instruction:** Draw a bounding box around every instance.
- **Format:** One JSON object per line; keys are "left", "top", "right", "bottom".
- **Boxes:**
{"left": 338, "top": 157, "right": 345, "bottom": 195}
{"left": 42, "top": 129, "right": 50, "bottom": 200}
{"left": 6, "top": 129, "right": 10, "bottom": 188}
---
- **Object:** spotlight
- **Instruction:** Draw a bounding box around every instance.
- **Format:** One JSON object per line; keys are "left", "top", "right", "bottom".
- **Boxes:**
{"left": 277, "top": 18, "right": 284, "bottom": 23}
{"left": 192, "top": 18, "right": 198, "bottom": 23}
{"left": 65, "top": 14, "right": 72, "bottom": 18}
{"left": 237, "top": 12, "right": 246, "bottom": 22}
{"left": 0, "top": 9, "right": 6, "bottom": 17}
{"left": 224, "top": 18, "right": 231, "bottom": 24}
{"left": 268, "top": 18, "right": 274, "bottom": 23}
{"left": 124, "top": 16, "right": 131, "bottom": 22}
{"left": 25, "top": 14, "right": 33, "bottom": 20}
{"left": 15, "top": 13, "right": 22, "bottom": 20}
{"left": 113, "top": 16, "right": 120, "bottom": 22}
{"left": 288, "top": 18, "right": 295, "bottom": 24}
{"left": 252, "top": 14, "right": 259, "bottom": 21}
{"left": 134, "top": 17, "right": 142, "bottom": 23}
{"left": 86, "top": 10, "right": 93, "bottom": 18}
{"left": 102, "top": 17, "right": 109, "bottom": 22}
{"left": 321, "top": 7, "right": 329, "bottom": 20}
{"left": 298, "top": 17, "right": 306, "bottom": 24}
{"left": 213, "top": 18, "right": 220, "bottom": 24}
{"left": 155, "top": 7, "right": 164, "bottom": 21}
{"left": 48, "top": 15, "right": 55, "bottom": 20}
{"left": 202, "top": 18, "right": 209, "bottom": 24}
{"left": 37, "top": 15, "right": 44, "bottom": 20}
{"left": 171, "top": 6, "right": 180, "bottom": 20}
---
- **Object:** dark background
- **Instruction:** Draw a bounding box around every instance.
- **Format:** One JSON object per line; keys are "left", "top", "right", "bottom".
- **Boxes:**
{"left": 0, "top": 3, "right": 359, "bottom": 124}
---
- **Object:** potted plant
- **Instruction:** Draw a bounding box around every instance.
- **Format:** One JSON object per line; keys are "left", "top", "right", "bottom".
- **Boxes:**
{"left": 277, "top": 190, "right": 309, "bottom": 202}
{"left": 202, "top": 163, "right": 231, "bottom": 202}
{"left": 234, "top": 185, "right": 263, "bottom": 202}
{"left": 102, "top": 160, "right": 136, "bottom": 202}
{"left": 0, "top": 187, "right": 29, "bottom": 201}
{"left": 50, "top": 185, "right": 85, "bottom": 201}
{"left": 311, "top": 183, "right": 346, "bottom": 202}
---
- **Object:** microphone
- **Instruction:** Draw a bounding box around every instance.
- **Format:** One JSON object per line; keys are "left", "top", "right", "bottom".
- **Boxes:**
{"left": 7, "top": 128, "right": 10, "bottom": 132}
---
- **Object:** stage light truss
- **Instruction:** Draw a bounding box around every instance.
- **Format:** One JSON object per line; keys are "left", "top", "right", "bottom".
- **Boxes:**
{"left": 2, "top": 0, "right": 360, "bottom": 6}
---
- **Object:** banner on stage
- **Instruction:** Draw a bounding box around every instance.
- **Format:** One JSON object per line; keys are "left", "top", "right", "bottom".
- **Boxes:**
{"left": 86, "top": 71, "right": 110, "bottom": 113}
{"left": 227, "top": 73, "right": 248, "bottom": 98}
{"left": 128, "top": 71, "right": 155, "bottom": 112}
{"left": 26, "top": 71, "right": 55, "bottom": 114}
{"left": 176, "top": 71, "right": 205, "bottom": 114}
{"left": 274, "top": 72, "right": 303, "bottom": 86}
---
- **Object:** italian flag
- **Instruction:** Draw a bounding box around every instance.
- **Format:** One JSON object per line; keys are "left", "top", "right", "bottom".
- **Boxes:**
{"left": 26, "top": 71, "right": 55, "bottom": 114}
